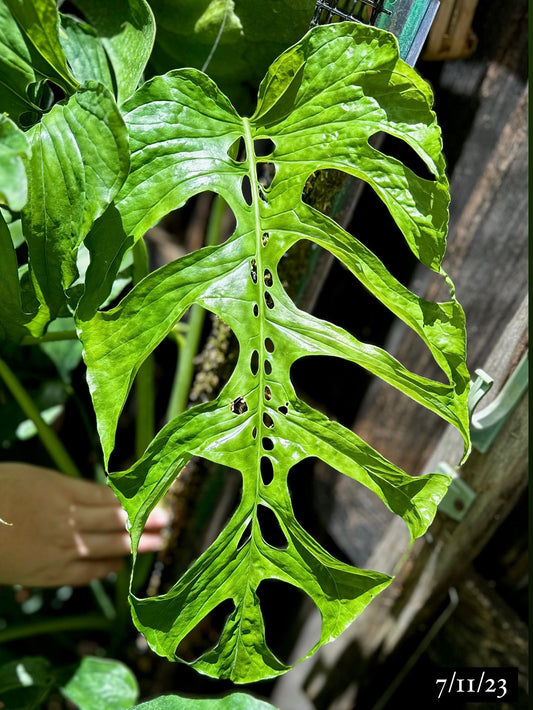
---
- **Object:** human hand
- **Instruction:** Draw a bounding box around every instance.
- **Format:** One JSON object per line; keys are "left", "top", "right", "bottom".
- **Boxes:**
{"left": 0, "top": 462, "right": 169, "bottom": 588}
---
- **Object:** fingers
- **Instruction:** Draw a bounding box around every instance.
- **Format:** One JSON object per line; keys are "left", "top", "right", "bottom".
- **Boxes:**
{"left": 65, "top": 558, "right": 125, "bottom": 587}
{"left": 70, "top": 503, "right": 128, "bottom": 533}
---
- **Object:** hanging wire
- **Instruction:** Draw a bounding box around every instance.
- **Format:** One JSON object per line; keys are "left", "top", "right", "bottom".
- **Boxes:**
{"left": 311, "top": 0, "right": 391, "bottom": 27}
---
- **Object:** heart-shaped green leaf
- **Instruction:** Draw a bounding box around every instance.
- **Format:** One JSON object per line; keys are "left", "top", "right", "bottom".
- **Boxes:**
{"left": 78, "top": 23, "right": 470, "bottom": 683}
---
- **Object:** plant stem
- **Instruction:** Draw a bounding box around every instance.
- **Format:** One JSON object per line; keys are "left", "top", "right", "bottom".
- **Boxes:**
{"left": 165, "top": 194, "right": 226, "bottom": 421}
{"left": 132, "top": 238, "right": 155, "bottom": 458}
{"left": 0, "top": 356, "right": 80, "bottom": 478}
{"left": 0, "top": 614, "right": 113, "bottom": 644}
{"left": 20, "top": 329, "right": 78, "bottom": 345}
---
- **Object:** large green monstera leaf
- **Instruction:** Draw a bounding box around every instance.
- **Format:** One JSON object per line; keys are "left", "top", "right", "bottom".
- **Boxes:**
{"left": 77, "top": 23, "right": 470, "bottom": 682}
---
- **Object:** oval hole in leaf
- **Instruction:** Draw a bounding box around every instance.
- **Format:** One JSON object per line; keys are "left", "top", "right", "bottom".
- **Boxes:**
{"left": 263, "top": 412, "right": 274, "bottom": 428}
{"left": 265, "top": 337, "right": 275, "bottom": 353}
{"left": 250, "top": 259, "right": 258, "bottom": 283}
{"left": 264, "top": 269, "right": 273, "bottom": 287}
{"left": 241, "top": 175, "right": 253, "bottom": 206}
{"left": 260, "top": 456, "right": 274, "bottom": 485}
{"left": 262, "top": 232, "right": 269, "bottom": 247}
{"left": 252, "top": 426, "right": 257, "bottom": 439}
{"left": 257, "top": 505, "right": 287, "bottom": 549}
{"left": 175, "top": 598, "right": 235, "bottom": 662}
{"left": 262, "top": 437, "right": 274, "bottom": 451}
{"left": 257, "top": 579, "right": 321, "bottom": 665}
{"left": 278, "top": 404, "right": 288, "bottom": 416}
{"left": 264, "top": 360, "right": 272, "bottom": 375}
{"left": 264, "top": 386, "right": 272, "bottom": 401}
{"left": 372, "top": 132, "right": 436, "bottom": 182}
{"left": 228, "top": 136, "right": 247, "bottom": 163}
{"left": 250, "top": 350, "right": 259, "bottom": 375}
{"left": 264, "top": 292, "right": 274, "bottom": 309}
{"left": 253, "top": 303, "right": 259, "bottom": 317}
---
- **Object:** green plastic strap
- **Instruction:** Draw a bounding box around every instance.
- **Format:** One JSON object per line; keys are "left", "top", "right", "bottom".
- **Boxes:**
{"left": 470, "top": 354, "right": 528, "bottom": 453}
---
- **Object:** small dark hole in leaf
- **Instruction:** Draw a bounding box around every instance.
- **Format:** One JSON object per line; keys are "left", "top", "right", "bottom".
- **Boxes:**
{"left": 264, "top": 292, "right": 274, "bottom": 309}
{"left": 264, "top": 269, "right": 273, "bottom": 287}
{"left": 175, "top": 598, "right": 235, "bottom": 662}
{"left": 372, "top": 132, "right": 436, "bottom": 182}
{"left": 258, "top": 185, "right": 268, "bottom": 202}
{"left": 263, "top": 412, "right": 274, "bottom": 428}
{"left": 265, "top": 337, "right": 275, "bottom": 353}
{"left": 237, "top": 520, "right": 252, "bottom": 550}
{"left": 278, "top": 405, "right": 288, "bottom": 416}
{"left": 257, "top": 505, "right": 287, "bottom": 549}
{"left": 264, "top": 386, "right": 272, "bottom": 401}
{"left": 252, "top": 426, "right": 257, "bottom": 439}
{"left": 250, "top": 258, "right": 258, "bottom": 284}
{"left": 241, "top": 175, "right": 253, "bottom": 206}
{"left": 262, "top": 437, "right": 274, "bottom": 451}
{"left": 260, "top": 456, "right": 274, "bottom": 485}
{"left": 228, "top": 136, "right": 247, "bottom": 163}
{"left": 257, "top": 579, "right": 321, "bottom": 665}
{"left": 262, "top": 232, "right": 269, "bottom": 247}
{"left": 264, "top": 360, "right": 272, "bottom": 375}
{"left": 256, "top": 162, "right": 276, "bottom": 189}
{"left": 254, "top": 138, "right": 275, "bottom": 157}
{"left": 250, "top": 350, "right": 259, "bottom": 375}
{"left": 253, "top": 304, "right": 259, "bottom": 317}
{"left": 231, "top": 396, "right": 248, "bottom": 415}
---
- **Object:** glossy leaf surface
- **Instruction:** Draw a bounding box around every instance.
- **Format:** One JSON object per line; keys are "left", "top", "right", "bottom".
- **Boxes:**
{"left": 4, "top": 0, "right": 77, "bottom": 94}
{"left": 0, "top": 115, "right": 29, "bottom": 211}
{"left": 132, "top": 692, "right": 276, "bottom": 710}
{"left": 78, "top": 23, "right": 470, "bottom": 682}
{"left": 71, "top": 0, "right": 155, "bottom": 105}
{"left": 21, "top": 81, "right": 129, "bottom": 333}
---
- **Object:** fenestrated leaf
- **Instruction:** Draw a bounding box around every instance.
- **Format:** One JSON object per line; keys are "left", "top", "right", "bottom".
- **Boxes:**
{"left": 21, "top": 81, "right": 129, "bottom": 330}
{"left": 77, "top": 23, "right": 470, "bottom": 683}
{"left": 72, "top": 0, "right": 155, "bottom": 105}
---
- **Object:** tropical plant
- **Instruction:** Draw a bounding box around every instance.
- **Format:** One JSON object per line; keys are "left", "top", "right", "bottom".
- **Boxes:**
{"left": 0, "top": 0, "right": 470, "bottom": 689}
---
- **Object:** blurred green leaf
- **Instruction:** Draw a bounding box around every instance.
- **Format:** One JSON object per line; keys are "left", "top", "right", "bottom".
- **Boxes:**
{"left": 62, "top": 656, "right": 139, "bottom": 710}
{"left": 132, "top": 692, "right": 277, "bottom": 709}
{"left": 147, "top": 0, "right": 315, "bottom": 111}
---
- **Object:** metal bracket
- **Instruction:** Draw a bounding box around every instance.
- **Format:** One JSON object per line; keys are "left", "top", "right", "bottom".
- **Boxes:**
{"left": 437, "top": 354, "right": 528, "bottom": 520}
{"left": 470, "top": 354, "right": 528, "bottom": 453}
{"left": 436, "top": 461, "right": 476, "bottom": 521}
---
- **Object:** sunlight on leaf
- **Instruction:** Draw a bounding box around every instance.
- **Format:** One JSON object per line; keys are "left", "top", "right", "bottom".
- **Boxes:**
{"left": 78, "top": 23, "right": 470, "bottom": 683}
